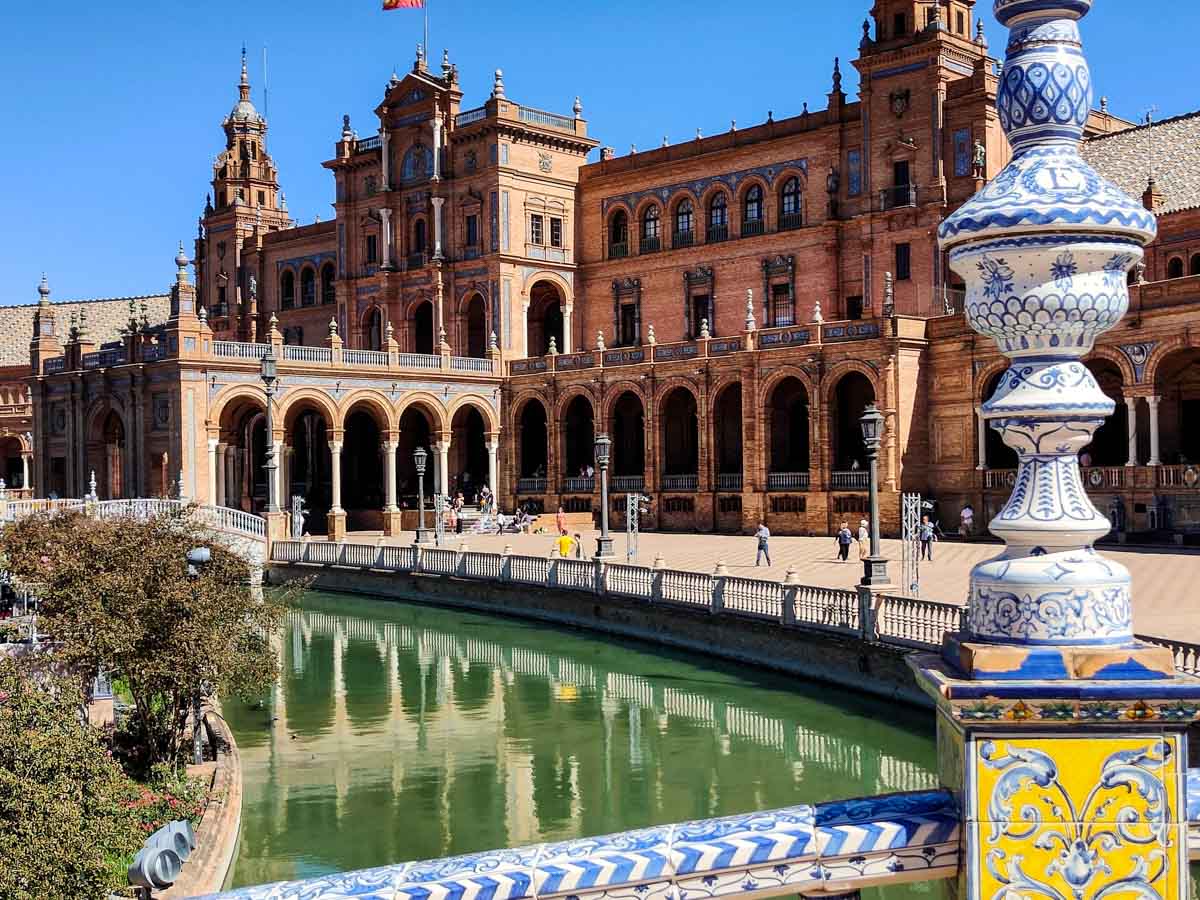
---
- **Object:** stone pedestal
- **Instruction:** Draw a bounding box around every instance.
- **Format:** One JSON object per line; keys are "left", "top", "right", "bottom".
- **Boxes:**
{"left": 327, "top": 509, "right": 347, "bottom": 542}
{"left": 382, "top": 509, "right": 403, "bottom": 537}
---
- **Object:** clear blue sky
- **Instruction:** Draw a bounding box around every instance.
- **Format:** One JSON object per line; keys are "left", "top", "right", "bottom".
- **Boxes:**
{"left": 0, "top": 1, "right": 1195, "bottom": 304}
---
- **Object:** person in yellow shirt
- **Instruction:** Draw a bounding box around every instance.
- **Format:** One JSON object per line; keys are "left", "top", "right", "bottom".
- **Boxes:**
{"left": 555, "top": 533, "right": 575, "bottom": 559}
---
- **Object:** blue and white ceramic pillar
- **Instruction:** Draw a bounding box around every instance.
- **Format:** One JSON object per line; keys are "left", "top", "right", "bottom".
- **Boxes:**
{"left": 914, "top": 2, "right": 1200, "bottom": 899}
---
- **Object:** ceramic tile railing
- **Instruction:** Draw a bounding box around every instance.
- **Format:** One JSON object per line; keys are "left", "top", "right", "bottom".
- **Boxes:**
{"left": 197, "top": 789, "right": 963, "bottom": 900}
{"left": 3, "top": 497, "right": 265, "bottom": 541}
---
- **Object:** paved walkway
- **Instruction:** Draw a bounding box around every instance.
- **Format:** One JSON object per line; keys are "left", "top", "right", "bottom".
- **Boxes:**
{"left": 334, "top": 528, "right": 1200, "bottom": 643}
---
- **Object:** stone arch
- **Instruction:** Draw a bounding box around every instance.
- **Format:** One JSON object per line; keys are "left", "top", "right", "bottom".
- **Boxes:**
{"left": 459, "top": 290, "right": 489, "bottom": 358}
{"left": 512, "top": 394, "right": 550, "bottom": 480}
{"left": 653, "top": 376, "right": 701, "bottom": 419}
{"left": 447, "top": 394, "right": 500, "bottom": 435}
{"left": 338, "top": 390, "right": 398, "bottom": 434}
{"left": 520, "top": 268, "right": 572, "bottom": 302}
{"left": 823, "top": 360, "right": 881, "bottom": 406}
{"left": 553, "top": 385, "right": 600, "bottom": 424}
{"left": 659, "top": 384, "right": 699, "bottom": 480}
{"left": 608, "top": 389, "right": 646, "bottom": 480}
{"left": 829, "top": 369, "right": 878, "bottom": 471}
{"left": 711, "top": 379, "right": 744, "bottom": 481}
{"left": 1167, "top": 256, "right": 1185, "bottom": 279}
{"left": 1142, "top": 335, "right": 1200, "bottom": 388}
{"left": 407, "top": 295, "right": 436, "bottom": 355}
{"left": 208, "top": 384, "right": 268, "bottom": 432}
{"left": 973, "top": 358, "right": 1011, "bottom": 404}
{"left": 602, "top": 381, "right": 649, "bottom": 422}
{"left": 698, "top": 181, "right": 733, "bottom": 211}
{"left": 299, "top": 265, "right": 318, "bottom": 307}
{"left": 278, "top": 388, "right": 339, "bottom": 433}
{"left": 606, "top": 205, "right": 631, "bottom": 255}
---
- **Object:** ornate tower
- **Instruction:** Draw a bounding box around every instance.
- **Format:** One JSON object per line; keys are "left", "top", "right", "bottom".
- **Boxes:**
{"left": 196, "top": 49, "right": 290, "bottom": 339}
{"left": 28, "top": 275, "right": 62, "bottom": 375}
{"left": 915, "top": 2, "right": 1198, "bottom": 899}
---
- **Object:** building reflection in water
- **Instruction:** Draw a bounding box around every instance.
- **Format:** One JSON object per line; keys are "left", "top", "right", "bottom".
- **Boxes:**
{"left": 224, "top": 592, "right": 937, "bottom": 891}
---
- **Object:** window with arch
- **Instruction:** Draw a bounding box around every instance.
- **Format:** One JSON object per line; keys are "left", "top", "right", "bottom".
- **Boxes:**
{"left": 300, "top": 268, "right": 316, "bottom": 307}
{"left": 609, "top": 210, "right": 629, "bottom": 259}
{"left": 640, "top": 206, "right": 661, "bottom": 253}
{"left": 707, "top": 193, "right": 729, "bottom": 242}
{"left": 280, "top": 270, "right": 295, "bottom": 309}
{"left": 1168, "top": 257, "right": 1185, "bottom": 279}
{"left": 674, "top": 200, "right": 695, "bottom": 247}
{"left": 1191, "top": 254, "right": 1200, "bottom": 276}
{"left": 742, "top": 185, "right": 764, "bottom": 236}
{"left": 409, "top": 219, "right": 427, "bottom": 269}
{"left": 780, "top": 178, "right": 803, "bottom": 230}
{"left": 320, "top": 263, "right": 336, "bottom": 305}
{"left": 364, "top": 307, "right": 383, "bottom": 351}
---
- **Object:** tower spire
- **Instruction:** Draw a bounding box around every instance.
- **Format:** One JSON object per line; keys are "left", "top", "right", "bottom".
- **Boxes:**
{"left": 239, "top": 44, "right": 251, "bottom": 102}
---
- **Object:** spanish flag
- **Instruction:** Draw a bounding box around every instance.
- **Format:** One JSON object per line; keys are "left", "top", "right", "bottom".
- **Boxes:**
{"left": 383, "top": 0, "right": 424, "bottom": 7}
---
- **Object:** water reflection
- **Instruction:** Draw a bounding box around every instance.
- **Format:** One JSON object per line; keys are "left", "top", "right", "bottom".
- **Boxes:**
{"left": 225, "top": 591, "right": 938, "bottom": 892}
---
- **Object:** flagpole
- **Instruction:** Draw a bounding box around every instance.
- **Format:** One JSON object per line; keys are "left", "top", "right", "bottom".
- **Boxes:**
{"left": 424, "top": 0, "right": 429, "bottom": 65}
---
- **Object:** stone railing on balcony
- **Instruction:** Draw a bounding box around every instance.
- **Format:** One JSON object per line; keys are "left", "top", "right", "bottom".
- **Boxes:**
{"left": 830, "top": 471, "right": 868, "bottom": 490}
{"left": 1132, "top": 272, "right": 1200, "bottom": 313}
{"left": 1080, "top": 465, "right": 1128, "bottom": 490}
{"left": 1157, "top": 465, "right": 1200, "bottom": 489}
{"left": 82, "top": 348, "right": 128, "bottom": 370}
{"left": 283, "top": 345, "right": 333, "bottom": 364}
{"left": 767, "top": 471, "right": 810, "bottom": 491}
{"left": 355, "top": 134, "right": 382, "bottom": 152}
{"left": 342, "top": 349, "right": 389, "bottom": 368}
{"left": 561, "top": 477, "right": 595, "bottom": 494}
{"left": 516, "top": 105, "right": 575, "bottom": 132}
{"left": 214, "top": 341, "right": 272, "bottom": 361}
{"left": 454, "top": 106, "right": 487, "bottom": 127}
{"left": 43, "top": 357, "right": 66, "bottom": 374}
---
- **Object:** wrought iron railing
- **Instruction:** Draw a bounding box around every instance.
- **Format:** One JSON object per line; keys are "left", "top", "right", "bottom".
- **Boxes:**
{"left": 879, "top": 184, "right": 918, "bottom": 210}
{"left": 516, "top": 477, "right": 548, "bottom": 494}
{"left": 455, "top": 107, "right": 487, "bottom": 127}
{"left": 673, "top": 230, "right": 694, "bottom": 248}
{"left": 716, "top": 473, "right": 743, "bottom": 492}
{"left": 779, "top": 211, "right": 804, "bottom": 231}
{"left": 741, "top": 219, "right": 766, "bottom": 237}
{"left": 830, "top": 471, "right": 869, "bottom": 490}
{"left": 562, "top": 477, "right": 595, "bottom": 494}
{"left": 517, "top": 105, "right": 574, "bottom": 131}
{"left": 706, "top": 224, "right": 729, "bottom": 243}
{"left": 661, "top": 474, "right": 699, "bottom": 492}
{"left": 639, "top": 235, "right": 661, "bottom": 253}
{"left": 608, "top": 241, "right": 629, "bottom": 260}
{"left": 611, "top": 476, "right": 645, "bottom": 493}
{"left": 767, "top": 472, "right": 810, "bottom": 491}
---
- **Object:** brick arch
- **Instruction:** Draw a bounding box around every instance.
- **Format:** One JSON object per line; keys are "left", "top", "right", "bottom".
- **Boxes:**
{"left": 1084, "top": 346, "right": 1136, "bottom": 388}
{"left": 456, "top": 285, "right": 489, "bottom": 314}
{"left": 666, "top": 188, "right": 700, "bottom": 218}
{"left": 757, "top": 365, "right": 818, "bottom": 413}
{"left": 602, "top": 381, "right": 649, "bottom": 422}
{"left": 972, "top": 358, "right": 1011, "bottom": 404}
{"left": 339, "top": 390, "right": 398, "bottom": 434}
{"left": 698, "top": 181, "right": 733, "bottom": 211}
{"left": 0, "top": 430, "right": 32, "bottom": 454}
{"left": 404, "top": 293, "right": 435, "bottom": 320}
{"left": 85, "top": 399, "right": 129, "bottom": 443}
{"left": 823, "top": 360, "right": 881, "bottom": 406}
{"left": 520, "top": 269, "right": 572, "bottom": 304}
{"left": 736, "top": 176, "right": 770, "bottom": 218}
{"left": 208, "top": 384, "right": 267, "bottom": 431}
{"left": 771, "top": 166, "right": 809, "bottom": 192}
{"left": 278, "top": 388, "right": 339, "bottom": 433}
{"left": 1143, "top": 334, "right": 1200, "bottom": 387}
{"left": 510, "top": 391, "right": 551, "bottom": 434}
{"left": 554, "top": 385, "right": 599, "bottom": 422}
{"left": 653, "top": 377, "right": 701, "bottom": 419}
{"left": 396, "top": 393, "right": 450, "bottom": 435}
{"left": 632, "top": 195, "right": 664, "bottom": 223}
{"left": 448, "top": 393, "right": 500, "bottom": 434}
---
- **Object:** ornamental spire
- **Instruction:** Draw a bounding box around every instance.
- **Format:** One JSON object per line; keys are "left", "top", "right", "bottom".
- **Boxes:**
{"left": 938, "top": 0, "right": 1157, "bottom": 658}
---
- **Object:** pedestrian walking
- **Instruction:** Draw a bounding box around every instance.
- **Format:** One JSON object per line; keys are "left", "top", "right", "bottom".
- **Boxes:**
{"left": 857, "top": 519, "right": 869, "bottom": 560}
{"left": 836, "top": 522, "right": 854, "bottom": 562}
{"left": 919, "top": 514, "right": 937, "bottom": 561}
{"left": 555, "top": 532, "right": 575, "bottom": 559}
{"left": 573, "top": 533, "right": 584, "bottom": 559}
{"left": 555, "top": 505, "right": 567, "bottom": 536}
{"left": 754, "top": 522, "right": 771, "bottom": 567}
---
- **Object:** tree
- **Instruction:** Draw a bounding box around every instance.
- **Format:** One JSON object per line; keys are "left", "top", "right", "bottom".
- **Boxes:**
{"left": 0, "top": 657, "right": 142, "bottom": 899}
{"left": 0, "top": 511, "right": 290, "bottom": 769}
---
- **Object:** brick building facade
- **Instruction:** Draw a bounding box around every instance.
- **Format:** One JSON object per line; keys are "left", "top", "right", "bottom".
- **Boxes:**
{"left": 16, "top": 1, "right": 1200, "bottom": 540}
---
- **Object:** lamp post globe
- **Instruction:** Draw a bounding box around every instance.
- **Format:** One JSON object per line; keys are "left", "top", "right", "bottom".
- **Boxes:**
{"left": 859, "top": 403, "right": 890, "bottom": 587}
{"left": 593, "top": 434, "right": 614, "bottom": 559}
{"left": 414, "top": 446, "right": 432, "bottom": 545}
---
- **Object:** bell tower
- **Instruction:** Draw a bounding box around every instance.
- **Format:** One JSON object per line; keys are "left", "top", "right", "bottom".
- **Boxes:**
{"left": 868, "top": 0, "right": 975, "bottom": 44}
{"left": 196, "top": 48, "right": 291, "bottom": 339}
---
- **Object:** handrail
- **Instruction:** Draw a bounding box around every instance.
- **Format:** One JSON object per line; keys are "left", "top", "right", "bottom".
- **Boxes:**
{"left": 3, "top": 498, "right": 265, "bottom": 541}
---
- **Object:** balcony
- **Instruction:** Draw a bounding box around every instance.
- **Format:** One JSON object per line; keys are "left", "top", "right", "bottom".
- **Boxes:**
{"left": 608, "top": 242, "right": 629, "bottom": 260}
{"left": 706, "top": 224, "right": 729, "bottom": 243}
{"left": 662, "top": 474, "right": 699, "bottom": 492}
{"left": 612, "top": 476, "right": 646, "bottom": 493}
{"left": 767, "top": 472, "right": 811, "bottom": 491}
{"left": 516, "top": 477, "right": 548, "bottom": 495}
{"left": 740, "top": 219, "right": 765, "bottom": 238}
{"left": 879, "top": 185, "right": 917, "bottom": 211}
{"left": 1158, "top": 465, "right": 1200, "bottom": 489}
{"left": 562, "top": 477, "right": 595, "bottom": 494}
{"left": 830, "top": 471, "right": 869, "bottom": 490}
{"left": 639, "top": 235, "right": 661, "bottom": 254}
{"left": 716, "top": 473, "right": 743, "bottom": 492}
{"left": 779, "top": 212, "right": 804, "bottom": 231}
{"left": 673, "top": 230, "right": 694, "bottom": 249}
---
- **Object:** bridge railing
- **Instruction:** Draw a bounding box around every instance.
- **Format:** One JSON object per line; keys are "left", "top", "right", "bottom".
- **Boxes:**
{"left": 2, "top": 498, "right": 266, "bottom": 543}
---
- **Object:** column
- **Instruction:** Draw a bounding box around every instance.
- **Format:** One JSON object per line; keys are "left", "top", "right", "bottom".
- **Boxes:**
{"left": 216, "top": 443, "right": 227, "bottom": 507}
{"left": 431, "top": 113, "right": 443, "bottom": 180}
{"left": 1147, "top": 395, "right": 1161, "bottom": 466}
{"left": 275, "top": 440, "right": 286, "bottom": 508}
{"left": 207, "top": 439, "right": 218, "bottom": 506}
{"left": 486, "top": 439, "right": 499, "bottom": 495}
{"left": 384, "top": 440, "right": 399, "bottom": 511}
{"left": 380, "top": 127, "right": 391, "bottom": 189}
{"left": 431, "top": 196, "right": 445, "bottom": 259}
{"left": 330, "top": 442, "right": 344, "bottom": 512}
{"left": 436, "top": 439, "right": 450, "bottom": 497}
{"left": 1124, "top": 396, "right": 1139, "bottom": 467}
{"left": 21, "top": 453, "right": 31, "bottom": 492}
{"left": 561, "top": 304, "right": 573, "bottom": 354}
{"left": 976, "top": 407, "right": 988, "bottom": 470}
{"left": 379, "top": 208, "right": 393, "bottom": 269}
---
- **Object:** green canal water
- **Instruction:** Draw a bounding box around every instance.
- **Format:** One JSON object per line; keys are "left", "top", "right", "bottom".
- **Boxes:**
{"left": 224, "top": 590, "right": 944, "bottom": 895}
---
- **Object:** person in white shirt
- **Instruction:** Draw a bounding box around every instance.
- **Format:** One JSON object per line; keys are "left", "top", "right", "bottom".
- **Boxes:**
{"left": 755, "top": 523, "right": 771, "bottom": 567}
{"left": 857, "top": 519, "right": 870, "bottom": 560}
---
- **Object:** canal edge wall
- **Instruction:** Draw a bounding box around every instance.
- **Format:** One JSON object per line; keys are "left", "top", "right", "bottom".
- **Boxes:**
{"left": 162, "top": 702, "right": 243, "bottom": 899}
{"left": 268, "top": 564, "right": 932, "bottom": 709}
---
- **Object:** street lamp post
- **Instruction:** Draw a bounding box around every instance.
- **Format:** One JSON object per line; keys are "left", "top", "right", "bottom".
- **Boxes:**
{"left": 260, "top": 349, "right": 279, "bottom": 514}
{"left": 185, "top": 546, "right": 211, "bottom": 765}
{"left": 859, "top": 403, "right": 889, "bottom": 587}
{"left": 414, "top": 446, "right": 432, "bottom": 545}
{"left": 594, "top": 434, "right": 614, "bottom": 559}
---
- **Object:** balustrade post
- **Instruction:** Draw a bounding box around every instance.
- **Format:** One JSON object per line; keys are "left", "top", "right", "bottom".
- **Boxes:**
{"left": 782, "top": 566, "right": 800, "bottom": 626}
{"left": 651, "top": 554, "right": 664, "bottom": 604}
{"left": 501, "top": 545, "right": 512, "bottom": 583}
{"left": 548, "top": 554, "right": 559, "bottom": 588}
{"left": 413, "top": 543, "right": 425, "bottom": 575}
{"left": 711, "top": 561, "right": 728, "bottom": 615}
{"left": 595, "top": 558, "right": 606, "bottom": 596}
{"left": 856, "top": 585, "right": 877, "bottom": 641}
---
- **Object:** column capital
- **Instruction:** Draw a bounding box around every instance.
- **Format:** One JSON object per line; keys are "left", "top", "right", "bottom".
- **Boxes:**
{"left": 1146, "top": 394, "right": 1161, "bottom": 406}
{"left": 330, "top": 440, "right": 344, "bottom": 454}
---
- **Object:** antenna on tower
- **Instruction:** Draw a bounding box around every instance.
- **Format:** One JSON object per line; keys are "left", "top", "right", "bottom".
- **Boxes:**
{"left": 263, "top": 45, "right": 270, "bottom": 122}
{"left": 1145, "top": 104, "right": 1159, "bottom": 179}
